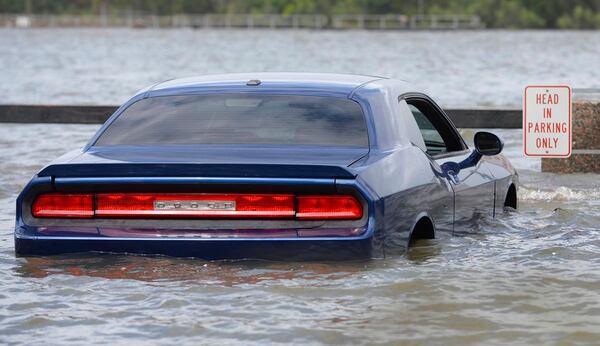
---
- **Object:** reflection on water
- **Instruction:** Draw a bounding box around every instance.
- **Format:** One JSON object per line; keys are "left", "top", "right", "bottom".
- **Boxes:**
{"left": 406, "top": 239, "right": 442, "bottom": 263}
{"left": 17, "top": 255, "right": 366, "bottom": 285}
{"left": 1, "top": 124, "right": 600, "bottom": 345}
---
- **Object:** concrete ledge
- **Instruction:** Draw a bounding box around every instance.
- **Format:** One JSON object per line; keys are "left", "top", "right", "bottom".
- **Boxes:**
{"left": 0, "top": 105, "right": 117, "bottom": 124}
{"left": 542, "top": 153, "right": 600, "bottom": 174}
{"left": 541, "top": 100, "right": 600, "bottom": 174}
{"left": 445, "top": 108, "right": 522, "bottom": 128}
{"left": 0, "top": 104, "right": 522, "bottom": 128}
{"left": 572, "top": 101, "right": 600, "bottom": 150}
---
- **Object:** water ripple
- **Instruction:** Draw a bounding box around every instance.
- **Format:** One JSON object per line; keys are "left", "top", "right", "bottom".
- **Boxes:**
{"left": 1, "top": 125, "right": 599, "bottom": 344}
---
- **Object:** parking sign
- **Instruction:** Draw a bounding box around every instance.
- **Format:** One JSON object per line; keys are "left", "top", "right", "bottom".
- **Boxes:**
{"left": 523, "top": 85, "right": 572, "bottom": 157}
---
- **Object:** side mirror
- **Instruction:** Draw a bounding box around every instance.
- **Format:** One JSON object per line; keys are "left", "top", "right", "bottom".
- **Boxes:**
{"left": 441, "top": 131, "right": 504, "bottom": 182}
{"left": 474, "top": 131, "right": 503, "bottom": 156}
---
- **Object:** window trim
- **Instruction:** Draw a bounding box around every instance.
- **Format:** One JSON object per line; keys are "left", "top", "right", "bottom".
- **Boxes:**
{"left": 426, "top": 148, "right": 470, "bottom": 160}
{"left": 90, "top": 93, "right": 370, "bottom": 148}
{"left": 398, "top": 93, "right": 468, "bottom": 158}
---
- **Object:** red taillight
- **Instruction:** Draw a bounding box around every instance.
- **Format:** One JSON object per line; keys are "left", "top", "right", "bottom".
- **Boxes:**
{"left": 95, "top": 194, "right": 295, "bottom": 218}
{"left": 31, "top": 193, "right": 362, "bottom": 220}
{"left": 31, "top": 194, "right": 94, "bottom": 218}
{"left": 297, "top": 195, "right": 363, "bottom": 220}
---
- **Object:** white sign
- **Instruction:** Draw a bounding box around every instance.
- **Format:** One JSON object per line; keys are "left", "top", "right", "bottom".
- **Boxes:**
{"left": 523, "top": 85, "right": 571, "bottom": 157}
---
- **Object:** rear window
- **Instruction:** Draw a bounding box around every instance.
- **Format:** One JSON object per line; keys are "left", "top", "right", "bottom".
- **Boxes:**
{"left": 94, "top": 94, "right": 368, "bottom": 147}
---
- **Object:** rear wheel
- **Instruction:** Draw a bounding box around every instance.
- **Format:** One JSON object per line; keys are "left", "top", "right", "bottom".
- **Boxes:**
{"left": 408, "top": 217, "right": 435, "bottom": 247}
{"left": 504, "top": 184, "right": 517, "bottom": 210}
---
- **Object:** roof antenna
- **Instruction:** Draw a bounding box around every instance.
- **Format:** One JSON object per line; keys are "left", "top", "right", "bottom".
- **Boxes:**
{"left": 246, "top": 79, "right": 261, "bottom": 86}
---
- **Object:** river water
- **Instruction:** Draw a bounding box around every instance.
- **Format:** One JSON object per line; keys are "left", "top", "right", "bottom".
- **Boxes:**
{"left": 1, "top": 29, "right": 600, "bottom": 345}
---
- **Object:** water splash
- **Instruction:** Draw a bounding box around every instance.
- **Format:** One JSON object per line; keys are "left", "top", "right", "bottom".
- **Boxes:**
{"left": 520, "top": 186, "right": 600, "bottom": 202}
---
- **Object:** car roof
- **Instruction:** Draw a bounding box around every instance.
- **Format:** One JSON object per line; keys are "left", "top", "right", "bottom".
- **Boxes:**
{"left": 147, "top": 73, "right": 405, "bottom": 97}
{"left": 88, "top": 73, "right": 425, "bottom": 152}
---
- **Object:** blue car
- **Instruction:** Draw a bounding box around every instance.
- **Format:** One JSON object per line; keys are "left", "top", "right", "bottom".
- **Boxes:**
{"left": 15, "top": 73, "right": 518, "bottom": 260}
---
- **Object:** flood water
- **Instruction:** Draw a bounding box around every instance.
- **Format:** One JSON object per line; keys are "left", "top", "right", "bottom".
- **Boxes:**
{"left": 1, "top": 29, "right": 600, "bottom": 345}
{"left": 1, "top": 125, "right": 599, "bottom": 344}
{"left": 2, "top": 28, "right": 600, "bottom": 107}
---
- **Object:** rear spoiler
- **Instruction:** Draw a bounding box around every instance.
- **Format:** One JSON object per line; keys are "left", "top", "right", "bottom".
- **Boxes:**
{"left": 38, "top": 163, "right": 357, "bottom": 179}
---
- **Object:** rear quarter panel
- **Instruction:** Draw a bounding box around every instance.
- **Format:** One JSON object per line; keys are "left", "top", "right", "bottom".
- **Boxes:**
{"left": 485, "top": 154, "right": 519, "bottom": 213}
{"left": 355, "top": 146, "right": 454, "bottom": 255}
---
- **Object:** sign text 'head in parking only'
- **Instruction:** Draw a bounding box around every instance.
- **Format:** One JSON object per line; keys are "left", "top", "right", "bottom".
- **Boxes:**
{"left": 523, "top": 85, "right": 572, "bottom": 158}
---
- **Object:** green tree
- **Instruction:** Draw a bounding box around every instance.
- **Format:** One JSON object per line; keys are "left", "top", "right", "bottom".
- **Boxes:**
{"left": 1, "top": 0, "right": 599, "bottom": 29}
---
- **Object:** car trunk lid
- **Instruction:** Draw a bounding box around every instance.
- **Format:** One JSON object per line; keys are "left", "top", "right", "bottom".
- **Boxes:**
{"left": 38, "top": 145, "right": 368, "bottom": 179}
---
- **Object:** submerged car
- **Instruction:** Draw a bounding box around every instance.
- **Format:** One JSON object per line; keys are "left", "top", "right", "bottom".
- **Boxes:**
{"left": 15, "top": 73, "right": 517, "bottom": 260}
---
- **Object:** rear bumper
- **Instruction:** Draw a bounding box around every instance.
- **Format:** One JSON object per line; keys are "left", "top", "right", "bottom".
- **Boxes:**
{"left": 15, "top": 175, "right": 380, "bottom": 260}
{"left": 14, "top": 235, "right": 374, "bottom": 261}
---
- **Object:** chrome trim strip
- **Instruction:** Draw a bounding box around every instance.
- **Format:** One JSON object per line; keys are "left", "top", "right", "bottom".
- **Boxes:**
{"left": 16, "top": 234, "right": 371, "bottom": 242}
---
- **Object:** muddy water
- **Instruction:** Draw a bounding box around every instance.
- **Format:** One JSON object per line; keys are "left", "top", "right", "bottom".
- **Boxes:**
{"left": 0, "top": 124, "right": 598, "bottom": 344}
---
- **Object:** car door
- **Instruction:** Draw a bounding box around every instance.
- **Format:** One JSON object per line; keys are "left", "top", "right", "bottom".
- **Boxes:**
{"left": 404, "top": 96, "right": 496, "bottom": 229}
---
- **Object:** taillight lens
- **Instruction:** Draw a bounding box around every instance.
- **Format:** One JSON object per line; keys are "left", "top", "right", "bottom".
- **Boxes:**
{"left": 31, "top": 193, "right": 94, "bottom": 218}
{"left": 95, "top": 194, "right": 295, "bottom": 218}
{"left": 31, "top": 193, "right": 362, "bottom": 220}
{"left": 297, "top": 195, "right": 363, "bottom": 220}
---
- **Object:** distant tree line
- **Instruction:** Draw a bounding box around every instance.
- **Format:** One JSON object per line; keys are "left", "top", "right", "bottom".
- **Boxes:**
{"left": 2, "top": 0, "right": 600, "bottom": 29}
